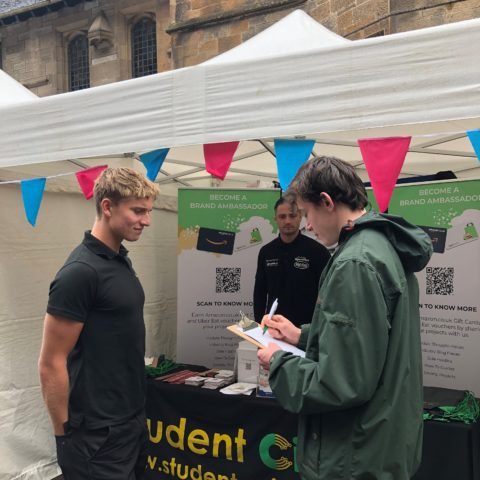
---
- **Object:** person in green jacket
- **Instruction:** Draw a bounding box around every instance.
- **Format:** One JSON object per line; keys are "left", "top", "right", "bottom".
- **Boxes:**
{"left": 258, "top": 156, "right": 433, "bottom": 480}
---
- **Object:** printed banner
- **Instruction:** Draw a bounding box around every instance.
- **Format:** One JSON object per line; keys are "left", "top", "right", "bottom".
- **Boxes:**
{"left": 369, "top": 179, "right": 480, "bottom": 395}
{"left": 145, "top": 380, "right": 300, "bottom": 479}
{"left": 177, "top": 189, "right": 280, "bottom": 368}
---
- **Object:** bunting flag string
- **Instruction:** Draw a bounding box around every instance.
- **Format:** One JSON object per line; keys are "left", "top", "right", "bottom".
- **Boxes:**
{"left": 358, "top": 136, "right": 411, "bottom": 213}
{"left": 20, "top": 177, "right": 46, "bottom": 227}
{"left": 138, "top": 148, "right": 170, "bottom": 181}
{"left": 274, "top": 139, "right": 315, "bottom": 191}
{"left": 1, "top": 128, "right": 479, "bottom": 228}
{"left": 203, "top": 142, "right": 239, "bottom": 180}
{"left": 466, "top": 130, "right": 480, "bottom": 162}
{"left": 0, "top": 168, "right": 106, "bottom": 227}
{"left": 75, "top": 165, "right": 108, "bottom": 200}
{"left": 0, "top": 170, "right": 75, "bottom": 185}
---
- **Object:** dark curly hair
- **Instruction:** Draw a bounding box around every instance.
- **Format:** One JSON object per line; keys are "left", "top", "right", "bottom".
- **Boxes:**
{"left": 287, "top": 156, "right": 368, "bottom": 210}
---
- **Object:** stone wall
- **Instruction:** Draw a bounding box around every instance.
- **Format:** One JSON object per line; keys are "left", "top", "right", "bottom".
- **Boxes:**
{"left": 1, "top": 0, "right": 479, "bottom": 95}
{"left": 168, "top": 0, "right": 480, "bottom": 67}
{"left": 0, "top": 0, "right": 172, "bottom": 95}
{"left": 389, "top": 0, "right": 480, "bottom": 33}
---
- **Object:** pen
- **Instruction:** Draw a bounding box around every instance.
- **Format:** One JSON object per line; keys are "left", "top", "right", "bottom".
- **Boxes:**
{"left": 263, "top": 298, "right": 278, "bottom": 335}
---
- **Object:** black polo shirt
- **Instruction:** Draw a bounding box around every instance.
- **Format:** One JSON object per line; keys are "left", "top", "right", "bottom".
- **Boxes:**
{"left": 47, "top": 231, "right": 146, "bottom": 429}
{"left": 253, "top": 233, "right": 331, "bottom": 327}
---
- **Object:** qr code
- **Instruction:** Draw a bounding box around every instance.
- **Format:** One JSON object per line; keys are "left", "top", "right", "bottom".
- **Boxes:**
{"left": 426, "top": 267, "right": 454, "bottom": 295}
{"left": 216, "top": 267, "right": 241, "bottom": 293}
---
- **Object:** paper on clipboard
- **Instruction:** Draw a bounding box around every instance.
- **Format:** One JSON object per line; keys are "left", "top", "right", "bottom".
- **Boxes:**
{"left": 227, "top": 324, "right": 305, "bottom": 358}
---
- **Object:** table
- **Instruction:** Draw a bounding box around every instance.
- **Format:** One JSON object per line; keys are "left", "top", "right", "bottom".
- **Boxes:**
{"left": 412, "top": 419, "right": 479, "bottom": 480}
{"left": 145, "top": 380, "right": 479, "bottom": 480}
{"left": 145, "top": 378, "right": 299, "bottom": 479}
{"left": 412, "top": 387, "right": 480, "bottom": 480}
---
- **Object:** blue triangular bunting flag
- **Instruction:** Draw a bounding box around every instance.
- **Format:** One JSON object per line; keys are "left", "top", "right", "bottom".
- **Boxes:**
{"left": 21, "top": 177, "right": 46, "bottom": 226}
{"left": 139, "top": 148, "right": 170, "bottom": 181}
{"left": 467, "top": 130, "right": 480, "bottom": 162}
{"left": 274, "top": 139, "right": 315, "bottom": 190}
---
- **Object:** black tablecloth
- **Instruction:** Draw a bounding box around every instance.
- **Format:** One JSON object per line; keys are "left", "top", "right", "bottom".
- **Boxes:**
{"left": 145, "top": 380, "right": 479, "bottom": 480}
{"left": 412, "top": 387, "right": 480, "bottom": 480}
{"left": 145, "top": 378, "right": 299, "bottom": 479}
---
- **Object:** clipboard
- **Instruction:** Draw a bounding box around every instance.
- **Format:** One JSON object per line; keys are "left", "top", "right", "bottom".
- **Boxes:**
{"left": 227, "top": 324, "right": 264, "bottom": 349}
{"left": 226, "top": 323, "right": 306, "bottom": 357}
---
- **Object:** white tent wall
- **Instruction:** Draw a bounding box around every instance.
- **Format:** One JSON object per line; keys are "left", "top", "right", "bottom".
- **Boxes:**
{"left": 0, "top": 188, "right": 61, "bottom": 480}
{"left": 0, "top": 186, "right": 177, "bottom": 479}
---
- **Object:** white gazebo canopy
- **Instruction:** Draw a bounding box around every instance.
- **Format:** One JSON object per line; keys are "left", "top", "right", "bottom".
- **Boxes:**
{"left": 0, "top": 10, "right": 479, "bottom": 193}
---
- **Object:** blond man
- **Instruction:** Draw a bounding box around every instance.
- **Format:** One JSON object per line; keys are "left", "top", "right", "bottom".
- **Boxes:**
{"left": 39, "top": 167, "right": 159, "bottom": 479}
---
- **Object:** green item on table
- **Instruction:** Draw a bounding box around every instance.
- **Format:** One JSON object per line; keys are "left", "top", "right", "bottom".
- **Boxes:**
{"left": 145, "top": 358, "right": 182, "bottom": 378}
{"left": 424, "top": 391, "right": 480, "bottom": 424}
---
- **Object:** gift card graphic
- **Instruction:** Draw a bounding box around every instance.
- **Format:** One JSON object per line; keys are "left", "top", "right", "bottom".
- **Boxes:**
{"left": 196, "top": 227, "right": 235, "bottom": 255}
{"left": 235, "top": 227, "right": 263, "bottom": 252}
{"left": 446, "top": 222, "right": 479, "bottom": 250}
{"left": 418, "top": 226, "right": 447, "bottom": 254}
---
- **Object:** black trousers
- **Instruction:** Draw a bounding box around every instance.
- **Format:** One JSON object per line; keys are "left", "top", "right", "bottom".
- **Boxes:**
{"left": 55, "top": 413, "right": 148, "bottom": 480}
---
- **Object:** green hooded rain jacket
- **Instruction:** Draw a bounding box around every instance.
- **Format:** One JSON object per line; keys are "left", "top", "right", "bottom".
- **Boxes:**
{"left": 269, "top": 211, "right": 433, "bottom": 480}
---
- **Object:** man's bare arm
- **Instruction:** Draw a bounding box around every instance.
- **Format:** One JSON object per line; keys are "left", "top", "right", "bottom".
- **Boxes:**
{"left": 38, "top": 313, "right": 84, "bottom": 436}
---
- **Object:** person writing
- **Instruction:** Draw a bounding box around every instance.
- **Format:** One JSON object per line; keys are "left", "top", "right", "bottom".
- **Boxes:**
{"left": 253, "top": 197, "right": 330, "bottom": 327}
{"left": 258, "top": 156, "right": 433, "bottom": 480}
{"left": 38, "top": 167, "right": 159, "bottom": 479}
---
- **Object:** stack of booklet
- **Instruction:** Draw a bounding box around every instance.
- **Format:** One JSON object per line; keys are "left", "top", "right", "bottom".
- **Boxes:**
{"left": 215, "top": 369, "right": 235, "bottom": 383}
{"left": 202, "top": 377, "right": 227, "bottom": 390}
{"left": 184, "top": 370, "right": 236, "bottom": 389}
{"left": 184, "top": 376, "right": 206, "bottom": 387}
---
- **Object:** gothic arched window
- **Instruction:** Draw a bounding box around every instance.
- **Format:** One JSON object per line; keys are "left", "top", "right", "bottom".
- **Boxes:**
{"left": 68, "top": 35, "right": 90, "bottom": 91}
{"left": 131, "top": 17, "right": 157, "bottom": 78}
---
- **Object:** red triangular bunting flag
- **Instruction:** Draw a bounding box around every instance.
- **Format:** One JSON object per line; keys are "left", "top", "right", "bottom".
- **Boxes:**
{"left": 358, "top": 137, "right": 411, "bottom": 212}
{"left": 203, "top": 142, "right": 239, "bottom": 180}
{"left": 75, "top": 165, "right": 108, "bottom": 200}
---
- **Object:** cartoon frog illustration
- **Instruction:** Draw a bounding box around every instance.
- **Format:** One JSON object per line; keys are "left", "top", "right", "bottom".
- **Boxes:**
{"left": 250, "top": 227, "right": 262, "bottom": 244}
{"left": 464, "top": 222, "right": 478, "bottom": 240}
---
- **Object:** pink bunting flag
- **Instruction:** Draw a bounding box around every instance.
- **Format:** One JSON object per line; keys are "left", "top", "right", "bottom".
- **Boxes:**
{"left": 203, "top": 142, "right": 240, "bottom": 181}
{"left": 75, "top": 165, "right": 108, "bottom": 199}
{"left": 358, "top": 137, "right": 411, "bottom": 212}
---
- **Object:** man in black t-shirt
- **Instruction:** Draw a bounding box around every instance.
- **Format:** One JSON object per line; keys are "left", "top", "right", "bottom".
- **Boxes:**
{"left": 38, "top": 167, "right": 159, "bottom": 480}
{"left": 253, "top": 197, "right": 330, "bottom": 327}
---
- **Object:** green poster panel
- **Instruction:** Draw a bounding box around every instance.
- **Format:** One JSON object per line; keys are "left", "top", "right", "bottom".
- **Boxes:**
{"left": 370, "top": 179, "right": 480, "bottom": 394}
{"left": 178, "top": 189, "right": 280, "bottom": 232}
{"left": 177, "top": 189, "right": 281, "bottom": 369}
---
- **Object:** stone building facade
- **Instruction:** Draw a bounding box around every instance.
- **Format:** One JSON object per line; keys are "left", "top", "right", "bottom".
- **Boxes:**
{"left": 1, "top": 0, "right": 480, "bottom": 96}
{"left": 0, "top": 0, "right": 172, "bottom": 95}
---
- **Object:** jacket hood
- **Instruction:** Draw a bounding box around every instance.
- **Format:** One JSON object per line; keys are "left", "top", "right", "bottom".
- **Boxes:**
{"left": 340, "top": 211, "right": 433, "bottom": 273}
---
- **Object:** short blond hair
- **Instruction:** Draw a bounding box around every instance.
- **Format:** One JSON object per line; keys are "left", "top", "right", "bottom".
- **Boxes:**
{"left": 94, "top": 167, "right": 160, "bottom": 216}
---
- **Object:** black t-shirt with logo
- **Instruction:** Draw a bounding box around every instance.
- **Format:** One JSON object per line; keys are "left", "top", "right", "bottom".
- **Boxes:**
{"left": 253, "top": 233, "right": 331, "bottom": 327}
{"left": 47, "top": 231, "right": 146, "bottom": 429}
